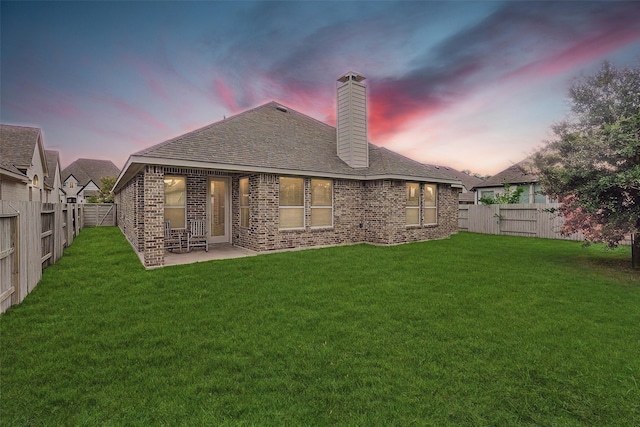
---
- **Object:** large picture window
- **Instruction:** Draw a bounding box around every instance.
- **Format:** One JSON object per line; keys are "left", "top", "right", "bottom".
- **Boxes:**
{"left": 240, "top": 177, "right": 250, "bottom": 228}
{"left": 279, "top": 177, "right": 304, "bottom": 229}
{"left": 424, "top": 184, "right": 437, "bottom": 225}
{"left": 406, "top": 182, "right": 420, "bottom": 226}
{"left": 164, "top": 176, "right": 186, "bottom": 228}
{"left": 311, "top": 179, "right": 332, "bottom": 227}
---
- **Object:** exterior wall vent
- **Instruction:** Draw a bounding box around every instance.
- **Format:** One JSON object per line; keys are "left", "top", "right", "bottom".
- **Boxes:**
{"left": 336, "top": 71, "right": 368, "bottom": 169}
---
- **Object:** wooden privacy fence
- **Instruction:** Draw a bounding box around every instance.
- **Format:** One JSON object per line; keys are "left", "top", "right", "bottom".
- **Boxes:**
{"left": 458, "top": 203, "right": 585, "bottom": 242}
{"left": 84, "top": 203, "right": 116, "bottom": 227}
{"left": 0, "top": 201, "right": 83, "bottom": 313}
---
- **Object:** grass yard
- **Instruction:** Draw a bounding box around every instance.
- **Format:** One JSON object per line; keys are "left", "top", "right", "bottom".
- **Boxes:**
{"left": 1, "top": 228, "right": 638, "bottom": 426}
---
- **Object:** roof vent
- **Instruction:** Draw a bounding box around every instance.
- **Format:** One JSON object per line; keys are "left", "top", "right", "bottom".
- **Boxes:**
{"left": 276, "top": 105, "right": 288, "bottom": 113}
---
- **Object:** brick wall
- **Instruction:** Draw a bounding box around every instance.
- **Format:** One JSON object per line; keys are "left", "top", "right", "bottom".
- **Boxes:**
{"left": 116, "top": 166, "right": 460, "bottom": 267}
{"left": 231, "top": 174, "right": 456, "bottom": 252}
{"left": 115, "top": 172, "right": 144, "bottom": 251}
{"left": 143, "top": 166, "right": 164, "bottom": 267}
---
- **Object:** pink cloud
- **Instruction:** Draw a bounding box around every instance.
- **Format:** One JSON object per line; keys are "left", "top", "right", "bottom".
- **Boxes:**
{"left": 213, "top": 78, "right": 239, "bottom": 112}
{"left": 506, "top": 20, "right": 640, "bottom": 81}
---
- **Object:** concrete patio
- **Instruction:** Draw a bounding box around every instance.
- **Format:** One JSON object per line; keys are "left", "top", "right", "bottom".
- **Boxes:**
{"left": 135, "top": 244, "right": 257, "bottom": 268}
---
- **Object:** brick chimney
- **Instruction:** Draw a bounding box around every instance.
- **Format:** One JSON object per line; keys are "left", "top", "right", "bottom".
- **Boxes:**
{"left": 337, "top": 71, "right": 368, "bottom": 168}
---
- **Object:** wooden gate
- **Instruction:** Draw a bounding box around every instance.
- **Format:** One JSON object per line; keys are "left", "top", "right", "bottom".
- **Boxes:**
{"left": 0, "top": 213, "right": 19, "bottom": 313}
{"left": 84, "top": 204, "right": 116, "bottom": 227}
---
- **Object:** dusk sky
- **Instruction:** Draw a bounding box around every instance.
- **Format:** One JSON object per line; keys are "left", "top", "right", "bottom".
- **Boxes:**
{"left": 2, "top": 1, "right": 640, "bottom": 175}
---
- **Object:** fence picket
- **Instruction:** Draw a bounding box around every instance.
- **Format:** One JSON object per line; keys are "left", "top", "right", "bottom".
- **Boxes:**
{"left": 459, "top": 203, "right": 585, "bottom": 242}
{"left": 0, "top": 201, "right": 84, "bottom": 313}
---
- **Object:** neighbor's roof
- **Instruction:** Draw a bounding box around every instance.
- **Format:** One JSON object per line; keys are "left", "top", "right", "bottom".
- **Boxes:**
{"left": 44, "top": 150, "right": 60, "bottom": 189}
{"left": 115, "top": 102, "right": 462, "bottom": 191}
{"left": 62, "top": 158, "right": 120, "bottom": 188}
{"left": 0, "top": 124, "right": 48, "bottom": 178}
{"left": 435, "top": 166, "right": 484, "bottom": 191}
{"left": 0, "top": 159, "right": 29, "bottom": 182}
{"left": 474, "top": 158, "right": 538, "bottom": 189}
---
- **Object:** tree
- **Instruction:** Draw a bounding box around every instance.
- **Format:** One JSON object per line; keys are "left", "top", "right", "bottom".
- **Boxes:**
{"left": 87, "top": 176, "right": 116, "bottom": 203}
{"left": 479, "top": 184, "right": 525, "bottom": 205}
{"left": 533, "top": 61, "right": 640, "bottom": 268}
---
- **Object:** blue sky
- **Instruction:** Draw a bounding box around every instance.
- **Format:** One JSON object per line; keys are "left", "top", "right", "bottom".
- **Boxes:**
{"left": 2, "top": 1, "right": 639, "bottom": 175}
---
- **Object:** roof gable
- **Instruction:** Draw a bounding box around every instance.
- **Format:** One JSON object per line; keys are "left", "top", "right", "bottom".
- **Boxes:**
{"left": 118, "top": 102, "right": 461, "bottom": 190}
{"left": 0, "top": 124, "right": 48, "bottom": 177}
{"left": 44, "top": 150, "right": 61, "bottom": 189}
{"left": 62, "top": 158, "right": 120, "bottom": 187}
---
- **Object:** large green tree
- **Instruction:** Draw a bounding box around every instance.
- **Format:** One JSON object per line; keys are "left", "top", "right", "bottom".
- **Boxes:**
{"left": 534, "top": 61, "right": 640, "bottom": 268}
{"left": 87, "top": 176, "right": 116, "bottom": 203}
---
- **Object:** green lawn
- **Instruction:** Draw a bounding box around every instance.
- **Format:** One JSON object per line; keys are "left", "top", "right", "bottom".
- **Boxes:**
{"left": 1, "top": 228, "right": 638, "bottom": 426}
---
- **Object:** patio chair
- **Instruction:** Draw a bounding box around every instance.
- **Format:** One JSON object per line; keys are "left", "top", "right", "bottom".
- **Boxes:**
{"left": 164, "top": 221, "right": 182, "bottom": 252}
{"left": 187, "top": 220, "right": 208, "bottom": 252}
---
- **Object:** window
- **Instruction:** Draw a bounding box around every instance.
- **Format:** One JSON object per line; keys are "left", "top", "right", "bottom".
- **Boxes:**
{"left": 533, "top": 184, "right": 547, "bottom": 203}
{"left": 480, "top": 191, "right": 494, "bottom": 203}
{"left": 32, "top": 175, "right": 39, "bottom": 187}
{"left": 519, "top": 185, "right": 531, "bottom": 204}
{"left": 239, "top": 177, "right": 250, "bottom": 228}
{"left": 311, "top": 179, "right": 332, "bottom": 227}
{"left": 279, "top": 177, "right": 304, "bottom": 229}
{"left": 164, "top": 176, "right": 186, "bottom": 228}
{"left": 424, "top": 184, "right": 437, "bottom": 224}
{"left": 406, "top": 182, "right": 420, "bottom": 226}
{"left": 69, "top": 182, "right": 75, "bottom": 189}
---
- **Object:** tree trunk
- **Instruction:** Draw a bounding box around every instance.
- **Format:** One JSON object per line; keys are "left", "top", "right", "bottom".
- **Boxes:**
{"left": 632, "top": 233, "right": 640, "bottom": 270}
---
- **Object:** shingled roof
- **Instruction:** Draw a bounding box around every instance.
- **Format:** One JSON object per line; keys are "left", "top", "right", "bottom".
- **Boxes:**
{"left": 116, "top": 102, "right": 461, "bottom": 191}
{"left": 0, "top": 160, "right": 29, "bottom": 182}
{"left": 44, "top": 150, "right": 60, "bottom": 189}
{"left": 62, "top": 158, "right": 120, "bottom": 188}
{"left": 475, "top": 158, "right": 538, "bottom": 189}
{"left": 435, "top": 167, "right": 484, "bottom": 191}
{"left": 0, "top": 124, "right": 47, "bottom": 175}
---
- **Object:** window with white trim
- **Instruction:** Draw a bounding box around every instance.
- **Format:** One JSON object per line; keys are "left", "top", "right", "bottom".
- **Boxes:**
{"left": 406, "top": 182, "right": 420, "bottom": 226}
{"left": 240, "top": 177, "right": 250, "bottom": 228}
{"left": 311, "top": 179, "right": 332, "bottom": 227}
{"left": 424, "top": 184, "right": 437, "bottom": 225}
{"left": 279, "top": 177, "right": 304, "bottom": 229}
{"left": 164, "top": 176, "right": 186, "bottom": 228}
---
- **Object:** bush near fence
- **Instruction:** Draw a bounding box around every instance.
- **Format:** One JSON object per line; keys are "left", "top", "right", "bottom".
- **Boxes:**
{"left": 0, "top": 201, "right": 83, "bottom": 313}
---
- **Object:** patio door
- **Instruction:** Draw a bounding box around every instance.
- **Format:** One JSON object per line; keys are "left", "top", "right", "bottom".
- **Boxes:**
{"left": 209, "top": 177, "right": 230, "bottom": 243}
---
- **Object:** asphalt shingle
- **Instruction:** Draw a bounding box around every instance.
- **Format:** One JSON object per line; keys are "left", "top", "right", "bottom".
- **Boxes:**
{"left": 134, "top": 102, "right": 460, "bottom": 182}
{"left": 0, "top": 124, "right": 42, "bottom": 170}
{"left": 62, "top": 159, "right": 120, "bottom": 187}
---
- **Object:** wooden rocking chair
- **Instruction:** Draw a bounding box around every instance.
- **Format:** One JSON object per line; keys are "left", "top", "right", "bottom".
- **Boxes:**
{"left": 164, "top": 221, "right": 182, "bottom": 252}
{"left": 187, "top": 220, "right": 208, "bottom": 252}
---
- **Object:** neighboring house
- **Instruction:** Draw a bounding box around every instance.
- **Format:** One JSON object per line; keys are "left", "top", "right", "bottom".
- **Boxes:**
{"left": 113, "top": 72, "right": 463, "bottom": 268}
{"left": 472, "top": 158, "right": 552, "bottom": 204}
{"left": 436, "top": 167, "right": 484, "bottom": 204}
{"left": 44, "top": 150, "right": 65, "bottom": 203}
{"left": 61, "top": 158, "right": 120, "bottom": 203}
{"left": 0, "top": 124, "right": 48, "bottom": 202}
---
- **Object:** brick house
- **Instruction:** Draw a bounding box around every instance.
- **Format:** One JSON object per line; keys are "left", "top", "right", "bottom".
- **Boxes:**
{"left": 61, "top": 158, "right": 120, "bottom": 203}
{"left": 113, "top": 72, "right": 462, "bottom": 268}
